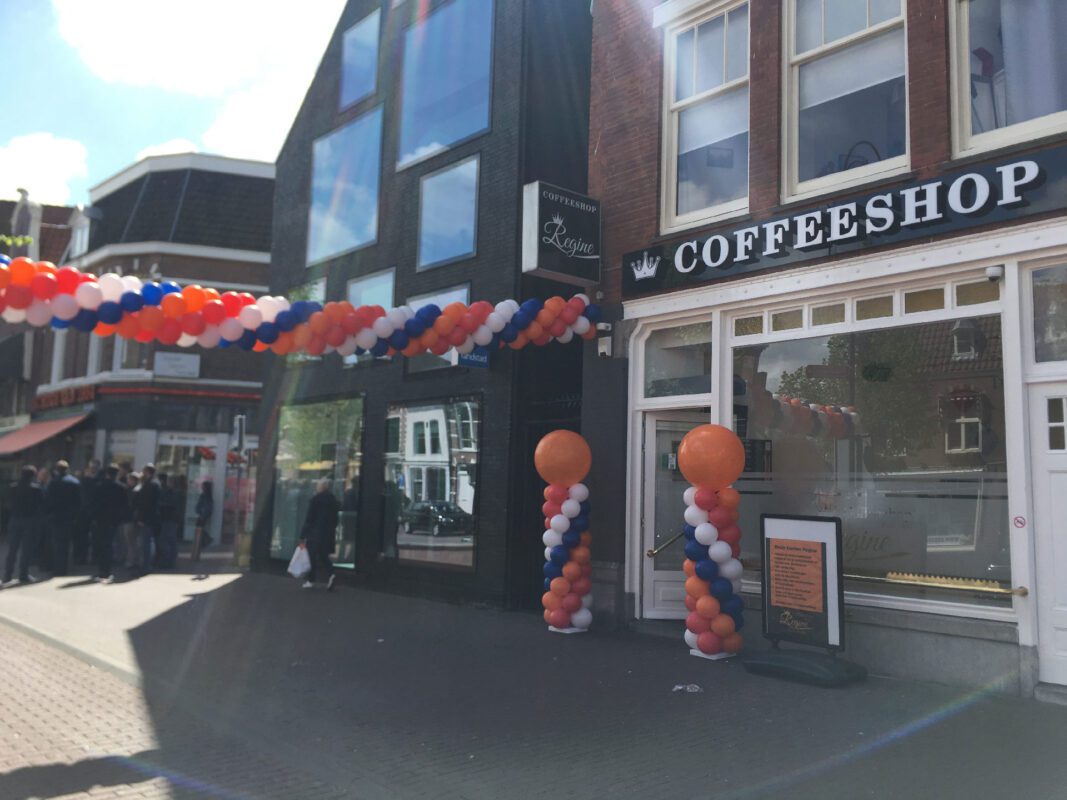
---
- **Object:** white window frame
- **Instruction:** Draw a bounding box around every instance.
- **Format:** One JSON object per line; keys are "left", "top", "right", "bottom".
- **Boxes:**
{"left": 945, "top": 415, "right": 982, "bottom": 454}
{"left": 1048, "top": 397, "right": 1067, "bottom": 452}
{"left": 949, "top": 0, "right": 1067, "bottom": 158}
{"left": 660, "top": 0, "right": 750, "bottom": 235}
{"left": 782, "top": 0, "right": 910, "bottom": 202}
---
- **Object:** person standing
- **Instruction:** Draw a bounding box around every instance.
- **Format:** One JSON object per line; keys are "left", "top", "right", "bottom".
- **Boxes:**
{"left": 34, "top": 466, "right": 52, "bottom": 572}
{"left": 74, "top": 459, "right": 101, "bottom": 565}
{"left": 44, "top": 459, "right": 80, "bottom": 577}
{"left": 300, "top": 478, "right": 339, "bottom": 591}
{"left": 2, "top": 466, "right": 45, "bottom": 587}
{"left": 191, "top": 480, "right": 214, "bottom": 561}
{"left": 90, "top": 465, "right": 128, "bottom": 583}
{"left": 132, "top": 464, "right": 161, "bottom": 574}
{"left": 120, "top": 471, "right": 139, "bottom": 569}
{"left": 157, "top": 473, "right": 179, "bottom": 569}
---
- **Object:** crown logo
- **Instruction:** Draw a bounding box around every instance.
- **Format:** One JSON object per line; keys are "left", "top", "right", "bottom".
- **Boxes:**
{"left": 551, "top": 213, "right": 564, "bottom": 226}
{"left": 630, "top": 251, "right": 660, "bottom": 281}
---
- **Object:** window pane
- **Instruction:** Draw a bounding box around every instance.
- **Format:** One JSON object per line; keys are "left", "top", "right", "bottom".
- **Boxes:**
{"left": 340, "top": 9, "right": 380, "bottom": 109}
{"left": 677, "top": 87, "right": 749, "bottom": 215}
{"left": 345, "top": 270, "right": 395, "bottom": 365}
{"left": 796, "top": 0, "right": 822, "bottom": 54}
{"left": 797, "top": 27, "right": 906, "bottom": 183}
{"left": 408, "top": 284, "right": 470, "bottom": 372}
{"left": 856, "top": 295, "right": 893, "bottom": 319}
{"left": 1050, "top": 398, "right": 1065, "bottom": 424}
{"left": 644, "top": 322, "right": 712, "bottom": 397}
{"left": 726, "top": 5, "right": 749, "bottom": 81}
{"left": 732, "top": 315, "right": 1010, "bottom": 604}
{"left": 1034, "top": 265, "right": 1067, "bottom": 361}
{"left": 734, "top": 315, "right": 763, "bottom": 336}
{"left": 812, "top": 303, "right": 845, "bottom": 325}
{"left": 288, "top": 280, "right": 327, "bottom": 364}
{"left": 824, "top": 0, "right": 867, "bottom": 45}
{"left": 386, "top": 398, "right": 480, "bottom": 569}
{"left": 419, "top": 157, "right": 478, "bottom": 268}
{"left": 904, "top": 288, "right": 944, "bottom": 313}
{"left": 398, "top": 0, "right": 493, "bottom": 166}
{"left": 772, "top": 309, "right": 804, "bottom": 331}
{"left": 675, "top": 28, "right": 695, "bottom": 101}
{"left": 869, "top": 0, "right": 900, "bottom": 25}
{"left": 307, "top": 108, "right": 382, "bottom": 263}
{"left": 967, "top": 0, "right": 1067, "bottom": 135}
{"left": 956, "top": 280, "right": 999, "bottom": 306}
{"left": 695, "top": 15, "right": 724, "bottom": 94}
{"left": 1050, "top": 426, "right": 1066, "bottom": 451}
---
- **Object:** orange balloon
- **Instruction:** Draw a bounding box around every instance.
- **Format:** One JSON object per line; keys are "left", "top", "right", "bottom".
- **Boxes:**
{"left": 202, "top": 287, "right": 221, "bottom": 303}
{"left": 542, "top": 591, "right": 562, "bottom": 611}
{"left": 581, "top": 326, "right": 597, "bottom": 340}
{"left": 683, "top": 559, "right": 696, "bottom": 577}
{"left": 545, "top": 296, "right": 567, "bottom": 313}
{"left": 536, "top": 309, "right": 556, "bottom": 327}
{"left": 161, "top": 293, "right": 187, "bottom": 318}
{"left": 525, "top": 321, "right": 544, "bottom": 340}
{"left": 710, "top": 613, "right": 736, "bottom": 637}
{"left": 270, "top": 339, "right": 288, "bottom": 355}
{"left": 570, "top": 545, "right": 591, "bottom": 565}
{"left": 723, "top": 633, "right": 744, "bottom": 653}
{"left": 401, "top": 341, "right": 422, "bottom": 358}
{"left": 139, "top": 305, "right": 164, "bottom": 331}
{"left": 116, "top": 314, "right": 140, "bottom": 339}
{"left": 544, "top": 609, "right": 554, "bottom": 624}
{"left": 717, "top": 487, "right": 741, "bottom": 509}
{"left": 35, "top": 261, "right": 57, "bottom": 276}
{"left": 696, "top": 595, "right": 721, "bottom": 620}
{"left": 433, "top": 315, "right": 456, "bottom": 336}
{"left": 253, "top": 340, "right": 269, "bottom": 352}
{"left": 534, "top": 430, "right": 591, "bottom": 485}
{"left": 562, "top": 561, "right": 582, "bottom": 581}
{"left": 550, "top": 577, "right": 571, "bottom": 597}
{"left": 9, "top": 257, "right": 36, "bottom": 286}
{"left": 685, "top": 575, "right": 710, "bottom": 598}
{"left": 421, "top": 328, "right": 439, "bottom": 348}
{"left": 0, "top": 264, "right": 10, "bottom": 289}
{"left": 508, "top": 333, "right": 528, "bottom": 350}
{"left": 579, "top": 531, "right": 592, "bottom": 547}
{"left": 93, "top": 322, "right": 116, "bottom": 337}
{"left": 677, "top": 424, "right": 745, "bottom": 491}
{"left": 181, "top": 285, "right": 206, "bottom": 313}
{"left": 293, "top": 324, "right": 312, "bottom": 350}
{"left": 444, "top": 303, "right": 466, "bottom": 322}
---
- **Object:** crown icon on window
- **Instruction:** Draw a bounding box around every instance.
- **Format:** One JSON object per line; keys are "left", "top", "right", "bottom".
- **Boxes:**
{"left": 630, "top": 251, "right": 660, "bottom": 281}
{"left": 551, "top": 213, "right": 564, "bottom": 226}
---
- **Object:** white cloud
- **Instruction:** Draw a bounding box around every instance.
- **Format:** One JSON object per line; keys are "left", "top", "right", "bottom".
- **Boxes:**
{"left": 135, "top": 138, "right": 199, "bottom": 162}
{"left": 53, "top": 0, "right": 347, "bottom": 162}
{"left": 0, "top": 133, "right": 88, "bottom": 205}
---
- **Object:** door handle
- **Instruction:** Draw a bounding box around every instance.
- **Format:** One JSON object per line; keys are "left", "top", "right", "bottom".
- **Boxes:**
{"left": 646, "top": 531, "right": 685, "bottom": 558}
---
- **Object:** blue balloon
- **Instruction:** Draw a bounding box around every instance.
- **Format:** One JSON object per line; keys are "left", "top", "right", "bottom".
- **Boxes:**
{"left": 512, "top": 311, "right": 532, "bottom": 330}
{"left": 403, "top": 318, "right": 425, "bottom": 338}
{"left": 256, "top": 322, "right": 279, "bottom": 344}
{"left": 549, "top": 545, "right": 570, "bottom": 565}
{"left": 543, "top": 561, "right": 563, "bottom": 579}
{"left": 388, "top": 330, "right": 409, "bottom": 349}
{"left": 51, "top": 317, "right": 70, "bottom": 329}
{"left": 72, "top": 309, "right": 98, "bottom": 332}
{"left": 562, "top": 530, "right": 580, "bottom": 548}
{"left": 684, "top": 539, "right": 708, "bottom": 562}
{"left": 722, "top": 595, "right": 744, "bottom": 616}
{"left": 370, "top": 339, "right": 390, "bottom": 357}
{"left": 520, "top": 298, "right": 542, "bottom": 314}
{"left": 160, "top": 281, "right": 181, "bottom": 295}
{"left": 275, "top": 310, "right": 296, "bottom": 332}
{"left": 415, "top": 304, "right": 441, "bottom": 322}
{"left": 120, "top": 291, "right": 144, "bottom": 313}
{"left": 731, "top": 613, "right": 745, "bottom": 631}
{"left": 579, "top": 500, "right": 591, "bottom": 515}
{"left": 584, "top": 304, "right": 603, "bottom": 323}
{"left": 0, "top": 254, "right": 10, "bottom": 265}
{"left": 306, "top": 301, "right": 323, "bottom": 315}
{"left": 695, "top": 559, "right": 719, "bottom": 582}
{"left": 570, "top": 514, "right": 588, "bottom": 532}
{"left": 96, "top": 301, "right": 122, "bottom": 325}
{"left": 499, "top": 323, "right": 518, "bottom": 343}
{"left": 711, "top": 577, "right": 733, "bottom": 600}
{"left": 290, "top": 300, "right": 308, "bottom": 322}
{"left": 218, "top": 338, "right": 230, "bottom": 348}
{"left": 141, "top": 282, "right": 163, "bottom": 306}
{"left": 355, "top": 347, "right": 366, "bottom": 355}
{"left": 683, "top": 524, "right": 697, "bottom": 541}
{"left": 237, "top": 330, "right": 257, "bottom": 350}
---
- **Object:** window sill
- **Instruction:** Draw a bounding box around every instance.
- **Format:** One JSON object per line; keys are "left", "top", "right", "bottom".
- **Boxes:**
{"left": 949, "top": 127, "right": 1067, "bottom": 169}
{"left": 781, "top": 160, "right": 912, "bottom": 208}
{"left": 661, "top": 202, "right": 750, "bottom": 239}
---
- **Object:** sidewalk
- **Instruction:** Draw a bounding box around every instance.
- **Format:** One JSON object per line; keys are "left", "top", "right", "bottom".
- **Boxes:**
{"left": 3, "top": 563, "right": 1067, "bottom": 798}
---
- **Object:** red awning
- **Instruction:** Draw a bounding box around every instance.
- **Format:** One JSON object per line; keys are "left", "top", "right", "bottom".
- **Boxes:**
{"left": 0, "top": 413, "right": 90, "bottom": 456}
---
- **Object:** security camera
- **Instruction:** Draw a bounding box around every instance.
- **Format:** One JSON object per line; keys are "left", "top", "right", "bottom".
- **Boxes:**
{"left": 985, "top": 265, "right": 1004, "bottom": 282}
{"left": 596, "top": 322, "right": 613, "bottom": 333}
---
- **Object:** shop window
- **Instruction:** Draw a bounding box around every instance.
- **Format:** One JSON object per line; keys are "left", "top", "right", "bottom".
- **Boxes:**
{"left": 384, "top": 397, "right": 481, "bottom": 569}
{"left": 733, "top": 315, "right": 763, "bottom": 336}
{"left": 271, "top": 397, "right": 365, "bottom": 567}
{"left": 787, "top": 0, "right": 907, "bottom": 198}
{"left": 1049, "top": 398, "right": 1066, "bottom": 451}
{"left": 904, "top": 287, "right": 945, "bottom": 314}
{"left": 954, "top": 0, "right": 1067, "bottom": 155}
{"left": 1032, "top": 264, "right": 1067, "bottom": 362}
{"left": 956, "top": 280, "right": 999, "bottom": 306}
{"left": 811, "top": 303, "right": 845, "bottom": 326}
{"left": 855, "top": 295, "right": 893, "bottom": 320}
{"left": 732, "top": 315, "right": 1009, "bottom": 604}
{"left": 407, "top": 284, "right": 470, "bottom": 373}
{"left": 345, "top": 269, "right": 395, "bottom": 365}
{"left": 644, "top": 322, "right": 712, "bottom": 398}
{"left": 307, "top": 107, "right": 382, "bottom": 264}
{"left": 418, "top": 156, "right": 478, "bottom": 269}
{"left": 663, "top": 1, "right": 749, "bottom": 230}
{"left": 340, "top": 8, "right": 380, "bottom": 110}
{"left": 397, "top": 0, "right": 493, "bottom": 167}
{"left": 771, "top": 309, "right": 803, "bottom": 331}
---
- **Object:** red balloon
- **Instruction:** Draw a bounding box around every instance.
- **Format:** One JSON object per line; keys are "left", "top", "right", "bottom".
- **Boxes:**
{"left": 694, "top": 488, "right": 718, "bottom": 511}
{"left": 181, "top": 312, "right": 206, "bottom": 336}
{"left": 202, "top": 299, "right": 226, "bottom": 325}
{"left": 697, "top": 631, "right": 723, "bottom": 655}
{"left": 5, "top": 285, "right": 32, "bottom": 309}
{"left": 544, "top": 485, "right": 569, "bottom": 504}
{"left": 542, "top": 501, "right": 562, "bottom": 518}
{"left": 460, "top": 313, "right": 480, "bottom": 334}
{"left": 158, "top": 318, "right": 182, "bottom": 345}
{"left": 711, "top": 613, "right": 736, "bottom": 637}
{"left": 237, "top": 292, "right": 256, "bottom": 307}
{"left": 135, "top": 329, "right": 156, "bottom": 343}
{"left": 684, "top": 595, "right": 697, "bottom": 612}
{"left": 341, "top": 312, "right": 360, "bottom": 335}
{"left": 708, "top": 506, "right": 733, "bottom": 529}
{"left": 548, "top": 320, "right": 567, "bottom": 338}
{"left": 542, "top": 592, "right": 562, "bottom": 611}
{"left": 306, "top": 336, "right": 327, "bottom": 356}
{"left": 717, "top": 525, "right": 742, "bottom": 546}
{"left": 429, "top": 340, "right": 450, "bottom": 356}
{"left": 561, "top": 593, "right": 582, "bottom": 613}
{"left": 717, "top": 487, "right": 741, "bottom": 509}
{"left": 55, "top": 266, "right": 81, "bottom": 295}
{"left": 325, "top": 326, "right": 346, "bottom": 347}
{"left": 220, "top": 291, "right": 242, "bottom": 316}
{"left": 548, "top": 609, "right": 571, "bottom": 629}
{"left": 30, "top": 273, "right": 57, "bottom": 300}
{"left": 686, "top": 611, "right": 712, "bottom": 634}
{"left": 447, "top": 327, "right": 467, "bottom": 347}
{"left": 730, "top": 541, "right": 741, "bottom": 559}
{"left": 723, "top": 633, "right": 744, "bottom": 653}
{"left": 571, "top": 576, "right": 591, "bottom": 596}
{"left": 580, "top": 563, "right": 592, "bottom": 578}
{"left": 559, "top": 306, "right": 579, "bottom": 325}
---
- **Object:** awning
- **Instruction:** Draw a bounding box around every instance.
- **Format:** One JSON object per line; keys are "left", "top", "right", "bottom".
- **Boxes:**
{"left": 0, "top": 413, "right": 90, "bottom": 456}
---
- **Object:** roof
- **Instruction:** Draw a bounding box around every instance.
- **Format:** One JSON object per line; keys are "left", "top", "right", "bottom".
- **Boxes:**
{"left": 90, "top": 153, "right": 274, "bottom": 202}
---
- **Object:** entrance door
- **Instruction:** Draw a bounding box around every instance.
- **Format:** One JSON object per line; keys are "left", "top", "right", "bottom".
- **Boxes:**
{"left": 641, "top": 411, "right": 707, "bottom": 618}
{"left": 1032, "top": 383, "right": 1067, "bottom": 685}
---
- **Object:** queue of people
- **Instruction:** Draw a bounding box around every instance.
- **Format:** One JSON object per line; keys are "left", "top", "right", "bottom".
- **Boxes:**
{"left": 0, "top": 459, "right": 216, "bottom": 588}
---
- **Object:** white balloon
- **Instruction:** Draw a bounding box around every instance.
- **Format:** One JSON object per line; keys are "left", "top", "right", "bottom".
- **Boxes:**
{"left": 2, "top": 307, "right": 26, "bottom": 323}
{"left": 571, "top": 608, "right": 592, "bottom": 629}
{"left": 493, "top": 302, "right": 514, "bottom": 321}
{"left": 720, "top": 558, "right": 743, "bottom": 580}
{"left": 355, "top": 329, "right": 377, "bottom": 350}
{"left": 197, "top": 327, "right": 222, "bottom": 348}
{"left": 52, "top": 293, "right": 79, "bottom": 320}
{"left": 574, "top": 293, "right": 590, "bottom": 306}
{"left": 684, "top": 629, "right": 699, "bottom": 650}
{"left": 573, "top": 316, "right": 591, "bottom": 335}
{"left": 386, "top": 308, "right": 407, "bottom": 329}
{"left": 456, "top": 338, "right": 475, "bottom": 355}
{"left": 238, "top": 304, "right": 262, "bottom": 330}
{"left": 506, "top": 299, "right": 520, "bottom": 314}
{"left": 568, "top": 483, "right": 589, "bottom": 502}
{"left": 219, "top": 318, "right": 244, "bottom": 341}
{"left": 543, "top": 529, "right": 562, "bottom": 548}
{"left": 581, "top": 594, "right": 593, "bottom": 609}
{"left": 372, "top": 317, "right": 394, "bottom": 339}
{"left": 556, "top": 327, "right": 574, "bottom": 343}
{"left": 337, "top": 338, "right": 359, "bottom": 357}
{"left": 708, "top": 541, "right": 732, "bottom": 564}
{"left": 98, "top": 273, "right": 124, "bottom": 302}
{"left": 561, "top": 499, "right": 581, "bottom": 518}
{"left": 273, "top": 296, "right": 290, "bottom": 311}
{"left": 258, "top": 296, "right": 279, "bottom": 322}
{"left": 550, "top": 514, "right": 570, "bottom": 533}
{"left": 683, "top": 487, "right": 697, "bottom": 506}
{"left": 544, "top": 546, "right": 553, "bottom": 561}
{"left": 25, "top": 300, "right": 51, "bottom": 327}
{"left": 473, "top": 325, "right": 493, "bottom": 347}
{"left": 75, "top": 282, "right": 103, "bottom": 310}
{"left": 120, "top": 275, "right": 143, "bottom": 293}
{"left": 400, "top": 305, "right": 415, "bottom": 319}
{"left": 684, "top": 504, "right": 709, "bottom": 527}
{"left": 695, "top": 522, "right": 719, "bottom": 546}
{"left": 177, "top": 333, "right": 197, "bottom": 348}
{"left": 485, "top": 312, "right": 505, "bottom": 332}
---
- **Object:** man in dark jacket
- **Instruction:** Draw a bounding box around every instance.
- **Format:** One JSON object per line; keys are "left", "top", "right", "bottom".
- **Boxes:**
{"left": 91, "top": 464, "right": 128, "bottom": 582}
{"left": 74, "top": 459, "right": 101, "bottom": 565}
{"left": 132, "top": 464, "right": 161, "bottom": 573}
{"left": 300, "top": 478, "right": 339, "bottom": 591}
{"left": 157, "top": 473, "right": 179, "bottom": 569}
{"left": 45, "top": 459, "right": 80, "bottom": 577}
{"left": 2, "top": 465, "right": 45, "bottom": 587}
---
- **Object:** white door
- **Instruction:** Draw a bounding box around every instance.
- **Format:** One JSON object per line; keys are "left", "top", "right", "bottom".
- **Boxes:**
{"left": 641, "top": 411, "right": 708, "bottom": 618}
{"left": 1031, "top": 383, "right": 1067, "bottom": 685}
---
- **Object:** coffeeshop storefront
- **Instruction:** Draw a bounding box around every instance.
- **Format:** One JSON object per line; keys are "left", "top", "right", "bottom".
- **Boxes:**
{"left": 619, "top": 160, "right": 1067, "bottom": 693}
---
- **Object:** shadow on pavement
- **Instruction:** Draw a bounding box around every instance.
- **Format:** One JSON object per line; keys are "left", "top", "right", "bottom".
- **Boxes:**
{"left": 2, "top": 753, "right": 152, "bottom": 800}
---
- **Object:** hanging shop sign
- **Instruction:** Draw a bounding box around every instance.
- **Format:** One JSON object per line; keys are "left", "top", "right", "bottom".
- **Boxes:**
{"left": 622, "top": 150, "right": 1067, "bottom": 297}
{"left": 522, "top": 181, "right": 601, "bottom": 286}
{"left": 33, "top": 384, "right": 97, "bottom": 412}
{"left": 154, "top": 351, "right": 201, "bottom": 378}
{"left": 760, "top": 514, "right": 844, "bottom": 650}
{"left": 458, "top": 345, "right": 491, "bottom": 369}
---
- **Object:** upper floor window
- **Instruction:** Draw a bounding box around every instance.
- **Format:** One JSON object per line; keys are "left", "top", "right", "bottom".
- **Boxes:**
{"left": 418, "top": 155, "right": 479, "bottom": 269}
{"left": 786, "top": 0, "right": 907, "bottom": 199}
{"left": 662, "top": 1, "right": 749, "bottom": 232}
{"left": 407, "top": 283, "right": 470, "bottom": 373}
{"left": 307, "top": 107, "right": 382, "bottom": 264}
{"left": 954, "top": 0, "right": 1067, "bottom": 155}
{"left": 397, "top": 0, "right": 493, "bottom": 168}
{"left": 340, "top": 8, "right": 381, "bottom": 109}
{"left": 70, "top": 218, "right": 90, "bottom": 259}
{"left": 345, "top": 268, "right": 394, "bottom": 365}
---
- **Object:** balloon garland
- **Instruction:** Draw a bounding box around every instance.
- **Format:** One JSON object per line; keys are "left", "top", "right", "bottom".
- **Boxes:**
{"left": 677, "top": 424, "right": 747, "bottom": 659}
{"left": 0, "top": 256, "right": 603, "bottom": 359}
{"left": 535, "top": 430, "right": 593, "bottom": 633}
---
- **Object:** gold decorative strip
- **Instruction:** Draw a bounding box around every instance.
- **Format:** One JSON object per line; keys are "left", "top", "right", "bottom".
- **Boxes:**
{"left": 845, "top": 571, "right": 1027, "bottom": 597}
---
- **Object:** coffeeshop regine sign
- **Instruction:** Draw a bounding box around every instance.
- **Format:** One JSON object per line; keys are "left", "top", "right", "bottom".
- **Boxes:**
{"left": 623, "top": 151, "right": 1064, "bottom": 297}
{"left": 522, "top": 181, "right": 601, "bottom": 287}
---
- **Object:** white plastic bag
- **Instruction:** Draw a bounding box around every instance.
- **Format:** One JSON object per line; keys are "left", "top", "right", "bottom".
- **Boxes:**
{"left": 287, "top": 544, "right": 311, "bottom": 578}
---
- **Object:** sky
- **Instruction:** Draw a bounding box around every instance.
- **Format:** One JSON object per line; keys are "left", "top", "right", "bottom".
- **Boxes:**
{"left": 0, "top": 0, "right": 347, "bottom": 207}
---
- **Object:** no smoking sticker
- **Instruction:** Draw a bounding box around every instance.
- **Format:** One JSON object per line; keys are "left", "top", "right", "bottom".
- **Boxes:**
{"left": 1013, "top": 516, "right": 1026, "bottom": 529}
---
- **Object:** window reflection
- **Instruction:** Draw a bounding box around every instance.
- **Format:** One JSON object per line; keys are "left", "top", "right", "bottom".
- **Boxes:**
{"left": 340, "top": 9, "right": 380, "bottom": 109}
{"left": 644, "top": 323, "right": 712, "bottom": 398}
{"left": 1033, "top": 264, "right": 1067, "bottom": 362}
{"left": 384, "top": 398, "right": 480, "bottom": 569}
{"left": 419, "top": 157, "right": 478, "bottom": 268}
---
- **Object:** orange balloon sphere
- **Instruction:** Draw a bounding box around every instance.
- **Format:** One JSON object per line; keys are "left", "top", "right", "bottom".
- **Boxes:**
{"left": 562, "top": 561, "right": 582, "bottom": 581}
{"left": 542, "top": 591, "right": 562, "bottom": 611}
{"left": 580, "top": 531, "right": 593, "bottom": 547}
{"left": 181, "top": 285, "right": 206, "bottom": 313}
{"left": 93, "top": 323, "right": 116, "bottom": 337}
{"left": 544, "top": 609, "right": 554, "bottom": 624}
{"left": 161, "top": 293, "right": 187, "bottom": 318}
{"left": 677, "top": 424, "right": 745, "bottom": 491}
{"left": 571, "top": 545, "right": 591, "bottom": 565}
{"left": 723, "top": 633, "right": 744, "bottom": 653}
{"left": 9, "top": 257, "right": 36, "bottom": 287}
{"left": 710, "top": 613, "right": 736, "bottom": 637}
{"left": 685, "top": 575, "right": 710, "bottom": 598}
{"left": 534, "top": 430, "right": 591, "bottom": 486}
{"left": 695, "top": 594, "right": 721, "bottom": 620}
{"left": 683, "top": 559, "right": 696, "bottom": 577}
{"left": 717, "top": 487, "right": 741, "bottom": 509}
{"left": 550, "top": 577, "right": 571, "bottom": 597}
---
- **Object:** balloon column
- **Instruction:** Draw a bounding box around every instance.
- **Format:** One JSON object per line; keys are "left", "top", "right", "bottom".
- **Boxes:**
{"left": 676, "top": 424, "right": 746, "bottom": 658}
{"left": 0, "top": 256, "right": 602, "bottom": 359}
{"left": 535, "top": 430, "right": 593, "bottom": 633}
